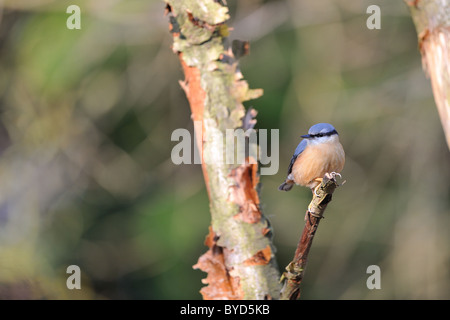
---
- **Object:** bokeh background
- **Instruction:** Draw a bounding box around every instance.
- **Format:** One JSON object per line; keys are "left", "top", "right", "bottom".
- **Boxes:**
{"left": 0, "top": 0, "right": 448, "bottom": 299}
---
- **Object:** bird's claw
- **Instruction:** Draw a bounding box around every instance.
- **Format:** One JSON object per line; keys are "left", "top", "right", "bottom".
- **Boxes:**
{"left": 330, "top": 172, "right": 341, "bottom": 179}
{"left": 314, "top": 187, "right": 320, "bottom": 196}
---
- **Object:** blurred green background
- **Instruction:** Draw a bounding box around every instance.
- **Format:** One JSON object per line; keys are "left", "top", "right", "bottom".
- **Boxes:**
{"left": 0, "top": 0, "right": 448, "bottom": 299}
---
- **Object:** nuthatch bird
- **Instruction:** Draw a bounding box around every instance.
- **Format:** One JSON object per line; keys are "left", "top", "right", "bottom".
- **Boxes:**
{"left": 279, "top": 123, "right": 345, "bottom": 194}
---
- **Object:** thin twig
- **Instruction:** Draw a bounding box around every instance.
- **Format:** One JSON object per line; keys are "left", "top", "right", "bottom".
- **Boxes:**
{"left": 279, "top": 172, "right": 341, "bottom": 300}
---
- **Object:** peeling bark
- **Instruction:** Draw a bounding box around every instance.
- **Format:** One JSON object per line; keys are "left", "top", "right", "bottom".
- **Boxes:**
{"left": 229, "top": 161, "right": 261, "bottom": 224}
{"left": 193, "top": 227, "right": 244, "bottom": 300}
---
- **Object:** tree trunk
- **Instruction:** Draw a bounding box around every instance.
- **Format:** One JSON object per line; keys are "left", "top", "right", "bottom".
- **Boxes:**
{"left": 405, "top": 0, "right": 450, "bottom": 150}
{"left": 165, "top": 0, "right": 281, "bottom": 299}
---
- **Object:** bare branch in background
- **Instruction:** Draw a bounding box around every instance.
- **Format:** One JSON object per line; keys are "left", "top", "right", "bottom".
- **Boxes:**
{"left": 405, "top": 0, "right": 450, "bottom": 150}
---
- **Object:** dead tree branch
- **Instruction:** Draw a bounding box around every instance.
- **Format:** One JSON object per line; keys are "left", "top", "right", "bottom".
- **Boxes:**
{"left": 280, "top": 173, "right": 341, "bottom": 300}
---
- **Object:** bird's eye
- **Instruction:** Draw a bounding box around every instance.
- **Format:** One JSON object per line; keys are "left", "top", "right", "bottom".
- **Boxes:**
{"left": 316, "top": 133, "right": 323, "bottom": 137}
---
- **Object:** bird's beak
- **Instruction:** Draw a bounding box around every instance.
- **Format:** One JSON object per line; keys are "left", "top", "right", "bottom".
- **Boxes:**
{"left": 301, "top": 134, "right": 311, "bottom": 138}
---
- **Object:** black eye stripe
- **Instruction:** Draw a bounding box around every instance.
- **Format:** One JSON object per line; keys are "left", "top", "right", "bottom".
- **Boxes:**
{"left": 309, "top": 130, "right": 337, "bottom": 138}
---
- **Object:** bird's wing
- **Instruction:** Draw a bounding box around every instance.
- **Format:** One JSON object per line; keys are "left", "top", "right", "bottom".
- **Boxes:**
{"left": 286, "top": 139, "right": 307, "bottom": 176}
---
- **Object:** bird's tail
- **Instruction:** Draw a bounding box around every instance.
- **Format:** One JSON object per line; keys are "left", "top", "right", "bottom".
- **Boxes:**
{"left": 278, "top": 181, "right": 294, "bottom": 191}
